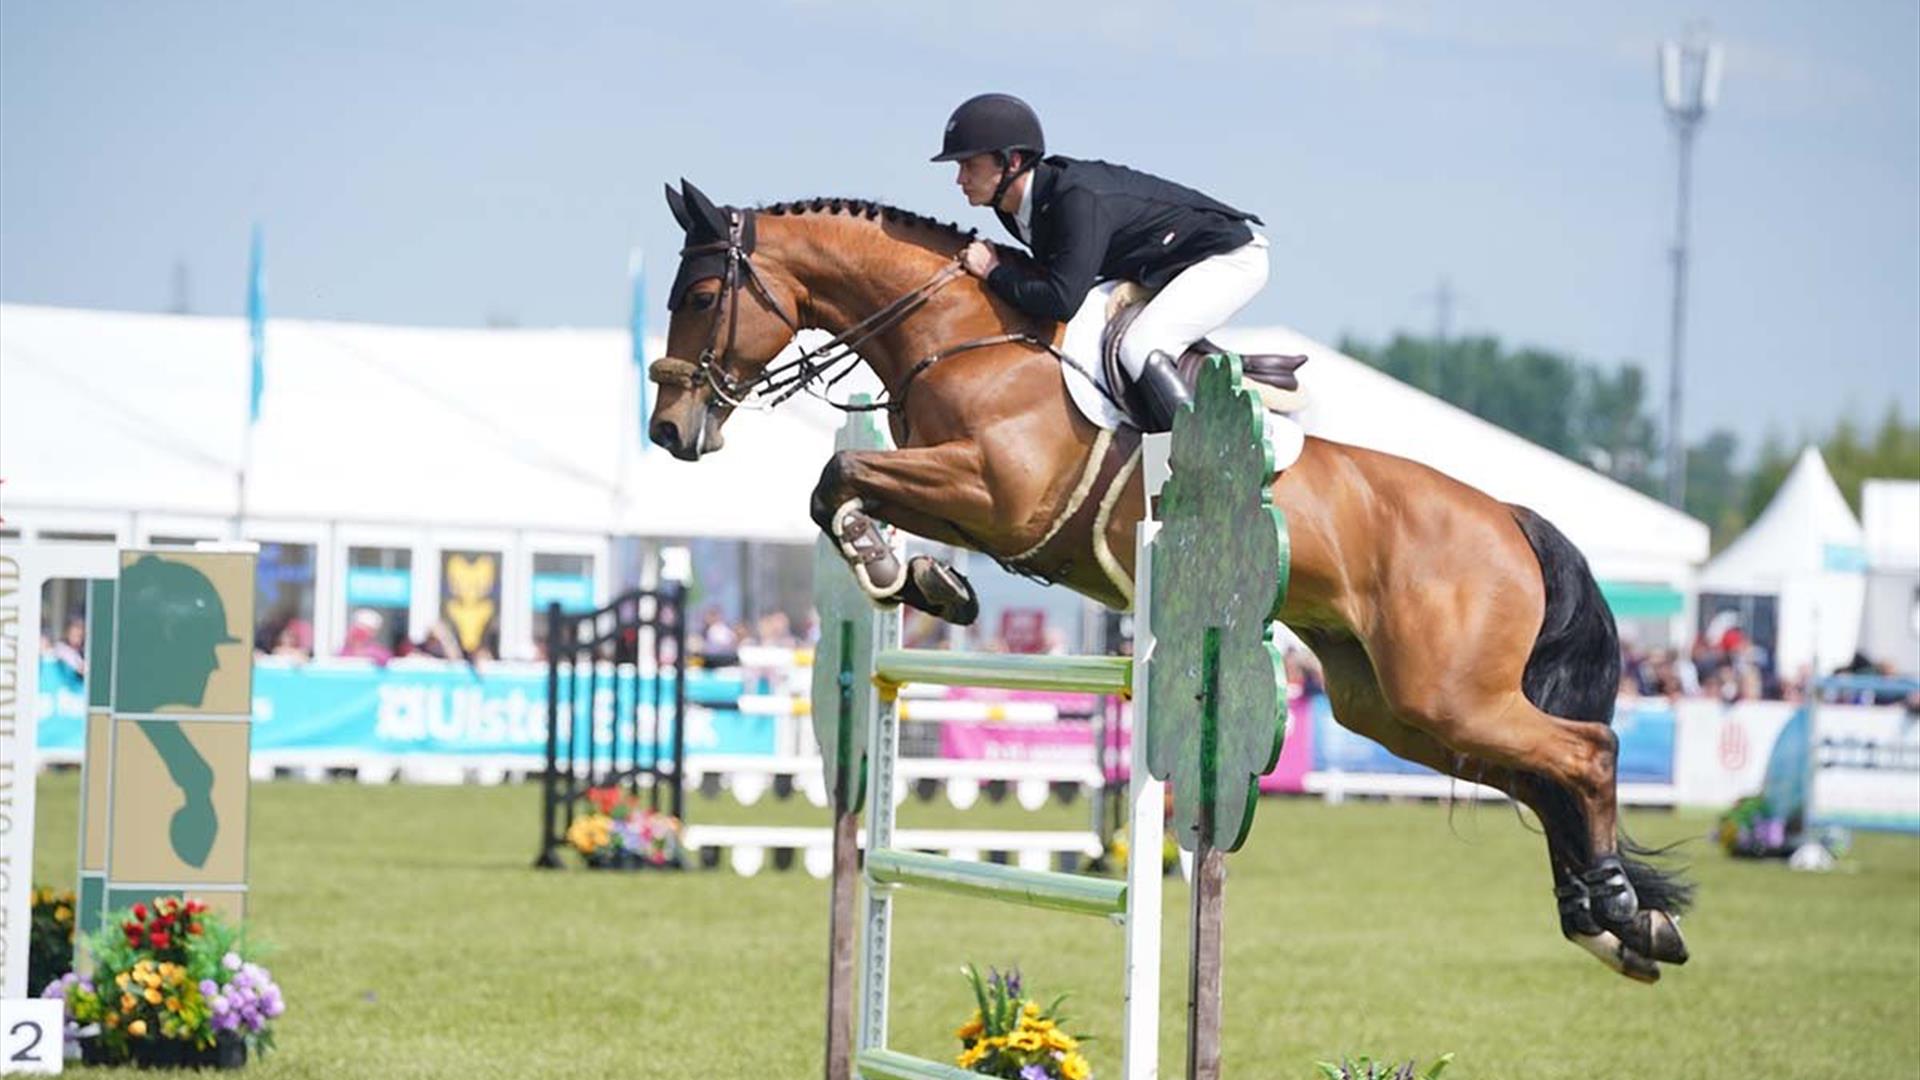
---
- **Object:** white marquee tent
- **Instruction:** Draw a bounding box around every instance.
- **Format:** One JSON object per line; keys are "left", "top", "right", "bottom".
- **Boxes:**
{"left": 1698, "top": 447, "right": 1868, "bottom": 675}
{"left": 1859, "top": 479, "right": 1920, "bottom": 672}
{"left": 2, "top": 302, "right": 1708, "bottom": 654}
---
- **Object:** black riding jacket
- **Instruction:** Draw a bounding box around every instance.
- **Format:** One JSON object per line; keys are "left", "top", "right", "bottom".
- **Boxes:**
{"left": 986, "top": 155, "right": 1261, "bottom": 323}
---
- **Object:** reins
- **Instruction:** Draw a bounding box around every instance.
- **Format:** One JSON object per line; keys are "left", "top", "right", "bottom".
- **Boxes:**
{"left": 649, "top": 209, "right": 1094, "bottom": 420}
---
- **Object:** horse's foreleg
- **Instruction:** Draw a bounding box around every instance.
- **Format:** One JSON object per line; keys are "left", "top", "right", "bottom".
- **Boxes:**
{"left": 808, "top": 443, "right": 996, "bottom": 625}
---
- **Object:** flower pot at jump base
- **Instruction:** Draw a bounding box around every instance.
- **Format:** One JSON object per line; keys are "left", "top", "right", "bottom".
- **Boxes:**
{"left": 129, "top": 1032, "right": 248, "bottom": 1070}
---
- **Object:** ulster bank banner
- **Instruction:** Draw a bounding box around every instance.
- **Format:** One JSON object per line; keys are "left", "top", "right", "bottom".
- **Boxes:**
{"left": 38, "top": 658, "right": 767, "bottom": 761}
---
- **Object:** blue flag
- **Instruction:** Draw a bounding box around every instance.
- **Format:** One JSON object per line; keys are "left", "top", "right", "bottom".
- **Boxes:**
{"left": 629, "top": 247, "right": 648, "bottom": 450}
{"left": 247, "top": 224, "right": 266, "bottom": 423}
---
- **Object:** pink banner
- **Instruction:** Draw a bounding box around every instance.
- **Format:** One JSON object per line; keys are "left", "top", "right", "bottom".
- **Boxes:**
{"left": 939, "top": 721, "right": 1099, "bottom": 764}
{"left": 934, "top": 693, "right": 1318, "bottom": 794}
{"left": 1259, "top": 693, "right": 1316, "bottom": 793}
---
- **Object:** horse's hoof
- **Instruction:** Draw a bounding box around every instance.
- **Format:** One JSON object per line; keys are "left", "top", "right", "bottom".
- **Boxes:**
{"left": 1570, "top": 930, "right": 1661, "bottom": 984}
{"left": 1621, "top": 910, "right": 1689, "bottom": 965}
{"left": 906, "top": 557, "right": 979, "bottom": 626}
{"left": 1619, "top": 947, "right": 1662, "bottom": 984}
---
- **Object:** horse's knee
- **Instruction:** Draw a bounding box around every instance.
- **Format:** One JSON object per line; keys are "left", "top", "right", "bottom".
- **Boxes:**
{"left": 810, "top": 452, "right": 856, "bottom": 533}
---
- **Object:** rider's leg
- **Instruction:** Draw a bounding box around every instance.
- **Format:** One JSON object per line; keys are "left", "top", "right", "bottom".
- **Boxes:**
{"left": 1119, "top": 233, "right": 1271, "bottom": 430}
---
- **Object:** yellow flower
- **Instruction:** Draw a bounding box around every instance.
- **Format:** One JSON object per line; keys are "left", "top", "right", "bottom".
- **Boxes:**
{"left": 1060, "top": 1051, "right": 1092, "bottom": 1080}
{"left": 955, "top": 1040, "right": 990, "bottom": 1069}
{"left": 1006, "top": 1030, "right": 1043, "bottom": 1052}
{"left": 55, "top": 905, "right": 71, "bottom": 922}
{"left": 115, "top": 973, "right": 131, "bottom": 990}
{"left": 1043, "top": 1028, "right": 1078, "bottom": 1052}
{"left": 144, "top": 987, "right": 163, "bottom": 1005}
{"left": 104, "top": 1013, "right": 119, "bottom": 1029}
{"left": 128, "top": 1020, "right": 148, "bottom": 1038}
{"left": 954, "top": 1012, "right": 984, "bottom": 1039}
{"left": 120, "top": 993, "right": 136, "bottom": 1012}
{"left": 164, "top": 997, "right": 180, "bottom": 1013}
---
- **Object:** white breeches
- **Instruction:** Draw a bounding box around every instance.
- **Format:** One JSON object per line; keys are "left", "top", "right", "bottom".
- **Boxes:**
{"left": 1076, "top": 231, "right": 1270, "bottom": 378}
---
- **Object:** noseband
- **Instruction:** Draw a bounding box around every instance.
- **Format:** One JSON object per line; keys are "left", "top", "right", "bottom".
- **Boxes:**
{"left": 649, "top": 209, "right": 1047, "bottom": 416}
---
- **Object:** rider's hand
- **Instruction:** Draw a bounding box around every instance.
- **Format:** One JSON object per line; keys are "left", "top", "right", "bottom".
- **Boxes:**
{"left": 960, "top": 240, "right": 1000, "bottom": 279}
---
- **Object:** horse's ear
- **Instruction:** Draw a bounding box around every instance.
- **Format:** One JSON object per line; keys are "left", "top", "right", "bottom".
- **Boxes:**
{"left": 680, "top": 179, "right": 730, "bottom": 240}
{"left": 664, "top": 183, "right": 693, "bottom": 232}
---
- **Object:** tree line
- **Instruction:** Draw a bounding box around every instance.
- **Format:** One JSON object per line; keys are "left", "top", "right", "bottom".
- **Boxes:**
{"left": 1337, "top": 333, "right": 1920, "bottom": 550}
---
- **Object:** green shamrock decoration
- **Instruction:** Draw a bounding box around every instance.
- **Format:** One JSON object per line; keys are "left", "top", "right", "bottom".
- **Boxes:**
{"left": 1145, "top": 353, "right": 1291, "bottom": 853}
{"left": 810, "top": 400, "right": 890, "bottom": 812}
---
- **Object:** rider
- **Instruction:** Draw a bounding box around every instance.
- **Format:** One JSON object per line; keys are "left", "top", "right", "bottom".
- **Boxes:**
{"left": 935, "top": 92, "right": 1270, "bottom": 431}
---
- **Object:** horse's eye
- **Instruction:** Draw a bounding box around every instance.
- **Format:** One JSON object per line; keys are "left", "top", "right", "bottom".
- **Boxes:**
{"left": 690, "top": 292, "right": 718, "bottom": 311}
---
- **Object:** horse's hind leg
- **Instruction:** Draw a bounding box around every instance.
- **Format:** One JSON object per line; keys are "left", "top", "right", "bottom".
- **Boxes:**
{"left": 1308, "top": 636, "right": 1662, "bottom": 977}
{"left": 1385, "top": 675, "right": 1690, "bottom": 975}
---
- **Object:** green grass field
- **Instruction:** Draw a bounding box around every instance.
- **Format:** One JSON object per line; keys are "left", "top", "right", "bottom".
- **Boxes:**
{"left": 30, "top": 772, "right": 1920, "bottom": 1079}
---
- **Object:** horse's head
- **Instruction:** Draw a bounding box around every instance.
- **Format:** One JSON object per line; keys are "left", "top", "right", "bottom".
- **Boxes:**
{"left": 648, "top": 179, "right": 802, "bottom": 461}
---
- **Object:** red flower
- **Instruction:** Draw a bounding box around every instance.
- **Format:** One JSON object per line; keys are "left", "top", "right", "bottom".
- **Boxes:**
{"left": 186, "top": 900, "right": 207, "bottom": 915}
{"left": 189, "top": 923, "right": 204, "bottom": 936}
{"left": 132, "top": 902, "right": 148, "bottom": 921}
{"left": 587, "top": 786, "right": 621, "bottom": 815}
{"left": 124, "top": 928, "right": 142, "bottom": 947}
{"left": 149, "top": 930, "right": 171, "bottom": 950}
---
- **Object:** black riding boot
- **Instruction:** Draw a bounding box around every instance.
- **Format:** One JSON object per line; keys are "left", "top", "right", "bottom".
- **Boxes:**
{"left": 1135, "top": 350, "right": 1192, "bottom": 433}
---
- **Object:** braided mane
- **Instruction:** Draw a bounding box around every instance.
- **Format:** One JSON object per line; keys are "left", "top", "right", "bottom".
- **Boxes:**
{"left": 759, "top": 198, "right": 978, "bottom": 247}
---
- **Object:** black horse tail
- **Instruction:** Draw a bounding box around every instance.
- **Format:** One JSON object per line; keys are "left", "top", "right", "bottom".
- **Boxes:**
{"left": 1508, "top": 505, "right": 1694, "bottom": 917}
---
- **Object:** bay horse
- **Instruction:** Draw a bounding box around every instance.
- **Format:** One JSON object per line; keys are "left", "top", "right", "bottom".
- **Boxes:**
{"left": 647, "top": 180, "right": 1691, "bottom": 982}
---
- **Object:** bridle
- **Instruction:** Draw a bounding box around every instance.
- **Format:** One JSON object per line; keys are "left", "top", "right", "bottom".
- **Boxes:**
{"left": 647, "top": 208, "right": 1054, "bottom": 418}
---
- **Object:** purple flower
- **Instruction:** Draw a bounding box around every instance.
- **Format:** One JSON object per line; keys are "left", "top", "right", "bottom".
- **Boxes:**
{"left": 1021, "top": 1066, "right": 1049, "bottom": 1080}
{"left": 222, "top": 952, "right": 243, "bottom": 972}
{"left": 210, "top": 996, "right": 231, "bottom": 1015}
{"left": 199, "top": 978, "right": 219, "bottom": 997}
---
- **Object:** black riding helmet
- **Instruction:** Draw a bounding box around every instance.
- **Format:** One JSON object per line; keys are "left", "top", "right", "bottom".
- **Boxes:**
{"left": 931, "top": 93, "right": 1045, "bottom": 163}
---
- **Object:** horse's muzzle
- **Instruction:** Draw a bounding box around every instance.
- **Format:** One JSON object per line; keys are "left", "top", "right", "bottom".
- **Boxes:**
{"left": 650, "top": 407, "right": 725, "bottom": 461}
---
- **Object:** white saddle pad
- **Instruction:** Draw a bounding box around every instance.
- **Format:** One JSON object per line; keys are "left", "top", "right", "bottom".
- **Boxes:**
{"left": 1057, "top": 282, "right": 1305, "bottom": 471}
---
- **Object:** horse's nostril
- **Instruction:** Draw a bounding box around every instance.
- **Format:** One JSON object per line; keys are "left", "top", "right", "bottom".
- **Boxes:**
{"left": 651, "top": 419, "right": 678, "bottom": 449}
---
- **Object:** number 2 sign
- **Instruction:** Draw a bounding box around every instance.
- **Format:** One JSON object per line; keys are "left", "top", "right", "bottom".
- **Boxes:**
{"left": 0, "top": 999, "right": 62, "bottom": 1075}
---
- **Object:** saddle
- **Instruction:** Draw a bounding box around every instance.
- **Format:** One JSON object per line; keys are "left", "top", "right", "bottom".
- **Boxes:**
{"left": 1100, "top": 282, "right": 1309, "bottom": 422}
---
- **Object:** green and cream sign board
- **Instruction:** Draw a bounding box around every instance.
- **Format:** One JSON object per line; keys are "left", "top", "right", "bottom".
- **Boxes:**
{"left": 104, "top": 550, "right": 255, "bottom": 925}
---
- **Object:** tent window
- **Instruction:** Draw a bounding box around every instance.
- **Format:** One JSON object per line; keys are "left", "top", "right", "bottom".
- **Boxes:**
{"left": 345, "top": 547, "right": 412, "bottom": 652}
{"left": 531, "top": 553, "right": 595, "bottom": 655}
{"left": 257, "top": 542, "right": 317, "bottom": 658}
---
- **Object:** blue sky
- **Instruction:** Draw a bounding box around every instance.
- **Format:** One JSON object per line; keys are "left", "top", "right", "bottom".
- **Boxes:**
{"left": 2, "top": 1, "right": 1915, "bottom": 451}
